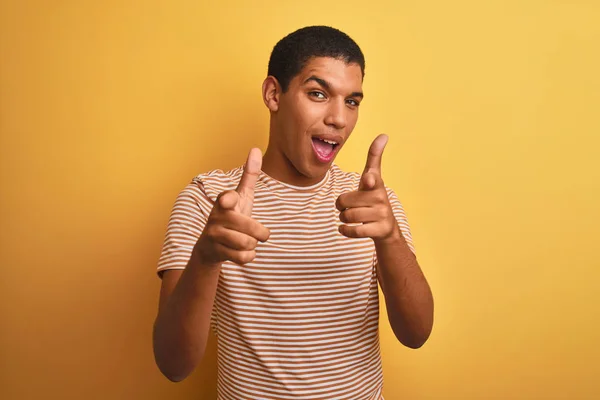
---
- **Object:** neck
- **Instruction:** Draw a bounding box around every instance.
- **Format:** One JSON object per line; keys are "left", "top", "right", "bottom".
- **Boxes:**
{"left": 262, "top": 144, "right": 326, "bottom": 187}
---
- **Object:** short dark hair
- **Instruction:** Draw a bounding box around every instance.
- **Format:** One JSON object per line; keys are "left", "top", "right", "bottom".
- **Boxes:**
{"left": 267, "top": 26, "right": 365, "bottom": 92}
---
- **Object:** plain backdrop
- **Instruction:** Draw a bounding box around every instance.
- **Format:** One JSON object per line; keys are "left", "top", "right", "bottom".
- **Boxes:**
{"left": 1, "top": 1, "right": 599, "bottom": 399}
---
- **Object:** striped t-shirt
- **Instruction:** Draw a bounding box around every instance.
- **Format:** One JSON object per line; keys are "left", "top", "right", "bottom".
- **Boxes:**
{"left": 157, "top": 163, "right": 415, "bottom": 400}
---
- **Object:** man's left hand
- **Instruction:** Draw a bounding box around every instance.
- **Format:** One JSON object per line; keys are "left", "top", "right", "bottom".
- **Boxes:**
{"left": 336, "top": 134, "right": 400, "bottom": 242}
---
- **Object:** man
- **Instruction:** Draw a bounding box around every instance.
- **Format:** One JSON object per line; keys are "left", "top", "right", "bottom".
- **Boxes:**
{"left": 153, "top": 26, "right": 434, "bottom": 399}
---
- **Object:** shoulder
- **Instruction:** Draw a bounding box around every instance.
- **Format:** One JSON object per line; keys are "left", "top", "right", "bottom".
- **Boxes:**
{"left": 189, "top": 166, "right": 244, "bottom": 202}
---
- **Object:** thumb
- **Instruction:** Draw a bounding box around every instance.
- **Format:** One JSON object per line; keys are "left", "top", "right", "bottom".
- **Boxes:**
{"left": 359, "top": 171, "right": 380, "bottom": 191}
{"left": 363, "top": 134, "right": 388, "bottom": 176}
{"left": 359, "top": 134, "right": 388, "bottom": 191}
{"left": 217, "top": 190, "right": 240, "bottom": 210}
{"left": 236, "top": 148, "right": 263, "bottom": 198}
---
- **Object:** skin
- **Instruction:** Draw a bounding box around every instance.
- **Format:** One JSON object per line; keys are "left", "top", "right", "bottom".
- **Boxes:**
{"left": 337, "top": 135, "right": 434, "bottom": 348}
{"left": 153, "top": 56, "right": 434, "bottom": 382}
{"left": 261, "top": 57, "right": 364, "bottom": 186}
{"left": 153, "top": 149, "right": 267, "bottom": 382}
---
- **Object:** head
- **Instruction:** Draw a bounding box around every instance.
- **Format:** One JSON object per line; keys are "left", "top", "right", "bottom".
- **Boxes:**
{"left": 262, "top": 26, "right": 365, "bottom": 186}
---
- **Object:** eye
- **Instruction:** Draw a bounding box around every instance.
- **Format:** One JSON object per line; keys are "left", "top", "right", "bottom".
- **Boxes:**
{"left": 346, "top": 98, "right": 360, "bottom": 107}
{"left": 308, "top": 91, "right": 327, "bottom": 100}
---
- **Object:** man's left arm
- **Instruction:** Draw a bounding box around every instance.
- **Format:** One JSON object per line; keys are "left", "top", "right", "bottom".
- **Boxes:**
{"left": 373, "top": 193, "right": 434, "bottom": 349}
{"left": 337, "top": 134, "right": 434, "bottom": 349}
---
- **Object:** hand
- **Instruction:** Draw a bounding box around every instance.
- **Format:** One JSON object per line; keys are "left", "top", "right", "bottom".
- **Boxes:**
{"left": 336, "top": 134, "right": 400, "bottom": 242}
{"left": 193, "top": 148, "right": 270, "bottom": 266}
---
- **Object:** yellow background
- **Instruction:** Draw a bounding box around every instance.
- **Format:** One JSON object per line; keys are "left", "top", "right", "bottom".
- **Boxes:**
{"left": 1, "top": 1, "right": 599, "bottom": 399}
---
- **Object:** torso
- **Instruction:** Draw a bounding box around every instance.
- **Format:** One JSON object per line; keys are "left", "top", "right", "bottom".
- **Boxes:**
{"left": 195, "top": 164, "right": 384, "bottom": 400}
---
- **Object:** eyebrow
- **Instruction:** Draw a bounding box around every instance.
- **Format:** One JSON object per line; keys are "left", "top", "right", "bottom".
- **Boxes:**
{"left": 303, "top": 75, "right": 364, "bottom": 99}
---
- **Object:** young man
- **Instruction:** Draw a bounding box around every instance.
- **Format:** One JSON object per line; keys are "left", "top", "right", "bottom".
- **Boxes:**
{"left": 153, "top": 26, "right": 434, "bottom": 399}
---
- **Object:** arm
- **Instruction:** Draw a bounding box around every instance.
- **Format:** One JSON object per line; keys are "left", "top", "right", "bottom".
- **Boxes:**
{"left": 153, "top": 257, "right": 221, "bottom": 382}
{"left": 336, "top": 134, "right": 434, "bottom": 349}
{"left": 152, "top": 183, "right": 221, "bottom": 382}
{"left": 153, "top": 148, "right": 269, "bottom": 382}
{"left": 375, "top": 227, "right": 433, "bottom": 349}
{"left": 339, "top": 187, "right": 434, "bottom": 349}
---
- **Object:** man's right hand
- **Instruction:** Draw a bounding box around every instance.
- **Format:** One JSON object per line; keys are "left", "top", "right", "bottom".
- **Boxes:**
{"left": 192, "top": 148, "right": 270, "bottom": 267}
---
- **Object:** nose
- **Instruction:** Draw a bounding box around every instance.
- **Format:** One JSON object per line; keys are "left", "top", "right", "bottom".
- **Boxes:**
{"left": 323, "top": 98, "right": 347, "bottom": 130}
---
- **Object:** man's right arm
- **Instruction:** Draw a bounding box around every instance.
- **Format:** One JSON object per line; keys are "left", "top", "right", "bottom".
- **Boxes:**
{"left": 153, "top": 256, "right": 221, "bottom": 382}
{"left": 152, "top": 148, "right": 268, "bottom": 382}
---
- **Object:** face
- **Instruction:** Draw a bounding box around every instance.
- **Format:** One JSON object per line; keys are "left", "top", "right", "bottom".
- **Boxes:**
{"left": 263, "top": 57, "right": 364, "bottom": 186}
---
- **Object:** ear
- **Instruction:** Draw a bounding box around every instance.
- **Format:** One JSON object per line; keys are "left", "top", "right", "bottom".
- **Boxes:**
{"left": 262, "top": 76, "right": 281, "bottom": 112}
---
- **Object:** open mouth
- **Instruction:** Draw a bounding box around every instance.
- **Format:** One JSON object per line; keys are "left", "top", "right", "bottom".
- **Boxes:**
{"left": 311, "top": 137, "right": 340, "bottom": 163}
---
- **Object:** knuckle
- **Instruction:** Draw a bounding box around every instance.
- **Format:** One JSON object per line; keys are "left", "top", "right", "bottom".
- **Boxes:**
{"left": 346, "top": 210, "right": 356, "bottom": 222}
{"left": 216, "top": 191, "right": 228, "bottom": 203}
{"left": 239, "top": 250, "right": 255, "bottom": 264}
{"left": 218, "top": 190, "right": 239, "bottom": 207}
{"left": 261, "top": 227, "right": 271, "bottom": 242}
{"left": 203, "top": 223, "right": 216, "bottom": 238}
{"left": 336, "top": 196, "right": 346, "bottom": 210}
{"left": 246, "top": 236, "right": 257, "bottom": 249}
{"left": 214, "top": 222, "right": 228, "bottom": 236}
{"left": 222, "top": 189, "right": 236, "bottom": 197}
{"left": 343, "top": 226, "right": 353, "bottom": 237}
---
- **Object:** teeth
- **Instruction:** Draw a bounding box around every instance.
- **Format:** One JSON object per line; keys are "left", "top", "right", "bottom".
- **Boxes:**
{"left": 322, "top": 139, "right": 337, "bottom": 145}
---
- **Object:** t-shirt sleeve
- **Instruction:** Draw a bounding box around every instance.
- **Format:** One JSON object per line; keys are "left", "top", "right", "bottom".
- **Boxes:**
{"left": 156, "top": 181, "right": 212, "bottom": 277}
{"left": 378, "top": 186, "right": 416, "bottom": 257}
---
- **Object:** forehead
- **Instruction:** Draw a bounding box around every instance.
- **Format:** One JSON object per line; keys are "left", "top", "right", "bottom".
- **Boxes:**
{"left": 294, "top": 57, "right": 363, "bottom": 91}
